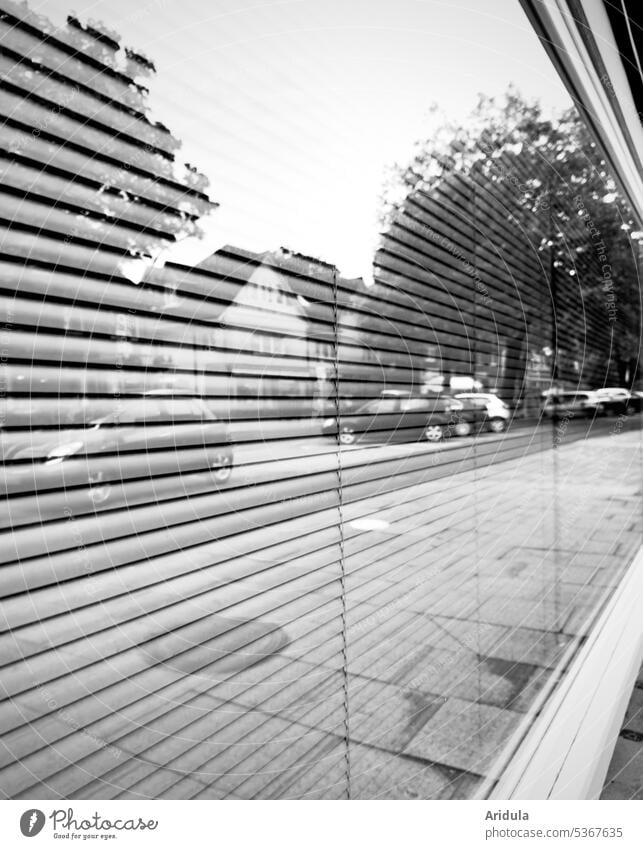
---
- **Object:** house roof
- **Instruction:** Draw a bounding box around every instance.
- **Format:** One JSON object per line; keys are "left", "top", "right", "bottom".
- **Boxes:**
{"left": 143, "top": 244, "right": 341, "bottom": 339}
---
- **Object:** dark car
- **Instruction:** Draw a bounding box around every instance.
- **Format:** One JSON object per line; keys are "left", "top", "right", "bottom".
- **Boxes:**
{"left": 541, "top": 390, "right": 604, "bottom": 419}
{"left": 1, "top": 394, "right": 234, "bottom": 504}
{"left": 595, "top": 388, "right": 642, "bottom": 416}
{"left": 321, "top": 394, "right": 479, "bottom": 444}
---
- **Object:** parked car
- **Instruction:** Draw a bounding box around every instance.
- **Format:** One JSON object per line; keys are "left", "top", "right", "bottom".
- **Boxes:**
{"left": 1, "top": 394, "right": 234, "bottom": 504}
{"left": 541, "top": 390, "right": 604, "bottom": 419}
{"left": 595, "top": 387, "right": 641, "bottom": 415}
{"left": 321, "top": 393, "right": 479, "bottom": 444}
{"left": 454, "top": 393, "right": 511, "bottom": 433}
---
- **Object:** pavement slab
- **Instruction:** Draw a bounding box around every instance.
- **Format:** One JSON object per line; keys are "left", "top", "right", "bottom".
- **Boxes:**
{"left": 348, "top": 742, "right": 481, "bottom": 799}
{"left": 601, "top": 664, "right": 643, "bottom": 800}
{"left": 476, "top": 625, "right": 575, "bottom": 669}
{"left": 403, "top": 697, "right": 523, "bottom": 774}
{"left": 601, "top": 735, "right": 643, "bottom": 798}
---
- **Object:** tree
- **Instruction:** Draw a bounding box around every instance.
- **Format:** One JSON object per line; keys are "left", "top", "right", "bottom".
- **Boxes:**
{"left": 366, "top": 89, "right": 641, "bottom": 399}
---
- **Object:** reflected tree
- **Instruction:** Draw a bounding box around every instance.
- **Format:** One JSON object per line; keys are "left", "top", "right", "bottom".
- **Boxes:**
{"left": 372, "top": 89, "right": 640, "bottom": 398}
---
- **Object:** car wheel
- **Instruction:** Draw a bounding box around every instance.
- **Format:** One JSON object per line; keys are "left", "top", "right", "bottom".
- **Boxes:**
{"left": 424, "top": 425, "right": 443, "bottom": 442}
{"left": 212, "top": 454, "right": 233, "bottom": 482}
{"left": 625, "top": 403, "right": 635, "bottom": 416}
{"left": 339, "top": 428, "right": 356, "bottom": 445}
{"left": 453, "top": 420, "right": 472, "bottom": 437}
{"left": 488, "top": 417, "right": 506, "bottom": 433}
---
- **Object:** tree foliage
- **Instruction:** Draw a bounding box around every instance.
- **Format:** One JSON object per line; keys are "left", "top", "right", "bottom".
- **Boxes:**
{"left": 374, "top": 88, "right": 641, "bottom": 392}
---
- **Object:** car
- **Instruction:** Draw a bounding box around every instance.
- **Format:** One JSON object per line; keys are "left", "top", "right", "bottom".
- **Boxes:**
{"left": 321, "top": 393, "right": 478, "bottom": 444}
{"left": 595, "top": 387, "right": 641, "bottom": 415}
{"left": 422, "top": 374, "right": 483, "bottom": 393}
{"left": 454, "top": 392, "right": 511, "bottom": 433}
{"left": 1, "top": 394, "right": 234, "bottom": 504}
{"left": 541, "top": 390, "right": 604, "bottom": 419}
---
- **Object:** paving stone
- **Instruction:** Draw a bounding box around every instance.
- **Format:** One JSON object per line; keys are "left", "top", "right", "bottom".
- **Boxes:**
{"left": 345, "top": 575, "right": 401, "bottom": 604}
{"left": 421, "top": 617, "right": 508, "bottom": 656}
{"left": 347, "top": 675, "right": 444, "bottom": 752}
{"left": 577, "top": 539, "right": 621, "bottom": 555}
{"left": 113, "top": 703, "right": 310, "bottom": 800}
{"left": 601, "top": 662, "right": 643, "bottom": 799}
{"left": 349, "top": 604, "right": 454, "bottom": 649}
{"left": 563, "top": 598, "right": 607, "bottom": 635}
{"left": 254, "top": 736, "right": 348, "bottom": 800}
{"left": 479, "top": 656, "right": 550, "bottom": 712}
{"left": 402, "top": 648, "right": 548, "bottom": 713}
{"left": 349, "top": 633, "right": 444, "bottom": 685}
{"left": 622, "top": 686, "right": 643, "bottom": 735}
{"left": 403, "top": 697, "right": 522, "bottom": 774}
{"left": 475, "top": 596, "right": 567, "bottom": 632}
{"left": 569, "top": 551, "right": 622, "bottom": 569}
{"left": 447, "top": 770, "right": 486, "bottom": 799}
{"left": 602, "top": 736, "right": 643, "bottom": 791}
{"left": 166, "top": 713, "right": 329, "bottom": 800}
{"left": 600, "top": 779, "right": 643, "bottom": 800}
{"left": 477, "top": 625, "right": 574, "bottom": 669}
{"left": 423, "top": 588, "right": 480, "bottom": 619}
{"left": 348, "top": 604, "right": 422, "bottom": 643}
{"left": 501, "top": 556, "right": 600, "bottom": 588}
{"left": 214, "top": 655, "right": 336, "bottom": 705}
{"left": 206, "top": 718, "right": 342, "bottom": 800}
{"left": 348, "top": 742, "right": 475, "bottom": 799}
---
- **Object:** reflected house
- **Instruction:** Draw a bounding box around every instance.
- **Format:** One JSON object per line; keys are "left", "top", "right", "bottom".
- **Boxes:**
{"left": 218, "top": 247, "right": 336, "bottom": 418}
{"left": 119, "top": 244, "right": 340, "bottom": 420}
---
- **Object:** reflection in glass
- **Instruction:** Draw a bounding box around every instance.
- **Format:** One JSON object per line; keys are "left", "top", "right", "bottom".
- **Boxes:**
{"left": 0, "top": 0, "right": 640, "bottom": 801}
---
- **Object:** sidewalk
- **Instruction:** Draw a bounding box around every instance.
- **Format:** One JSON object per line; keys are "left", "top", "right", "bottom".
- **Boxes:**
{"left": 166, "top": 427, "right": 643, "bottom": 799}
{"left": 7, "top": 427, "right": 640, "bottom": 800}
{"left": 601, "top": 661, "right": 643, "bottom": 799}
{"left": 331, "top": 428, "right": 643, "bottom": 798}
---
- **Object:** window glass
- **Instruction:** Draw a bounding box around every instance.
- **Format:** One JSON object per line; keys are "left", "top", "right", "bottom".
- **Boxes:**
{"left": 361, "top": 399, "right": 400, "bottom": 414}
{"left": 119, "top": 399, "right": 165, "bottom": 423}
{"left": 400, "top": 398, "right": 431, "bottom": 412}
{"left": 0, "top": 0, "right": 640, "bottom": 803}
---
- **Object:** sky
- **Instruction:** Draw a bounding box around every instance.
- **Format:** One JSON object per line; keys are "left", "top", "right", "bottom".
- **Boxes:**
{"left": 35, "top": 0, "right": 574, "bottom": 277}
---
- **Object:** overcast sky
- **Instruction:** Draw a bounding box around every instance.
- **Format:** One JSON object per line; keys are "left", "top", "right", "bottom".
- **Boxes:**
{"left": 36, "top": 0, "right": 573, "bottom": 277}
